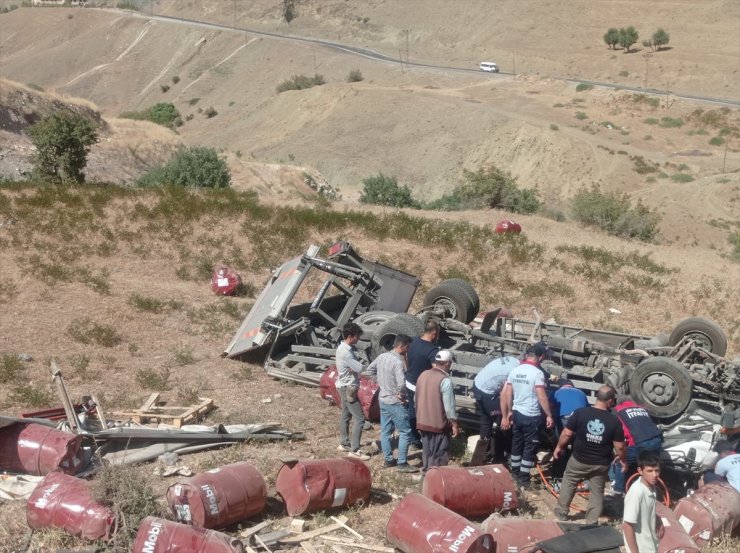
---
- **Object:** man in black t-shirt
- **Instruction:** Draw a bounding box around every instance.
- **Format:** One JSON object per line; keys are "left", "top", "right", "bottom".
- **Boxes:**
{"left": 405, "top": 320, "right": 440, "bottom": 449}
{"left": 553, "top": 385, "right": 627, "bottom": 524}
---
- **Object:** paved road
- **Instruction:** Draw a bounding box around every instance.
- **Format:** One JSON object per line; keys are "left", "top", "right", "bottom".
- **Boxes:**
{"left": 132, "top": 10, "right": 740, "bottom": 108}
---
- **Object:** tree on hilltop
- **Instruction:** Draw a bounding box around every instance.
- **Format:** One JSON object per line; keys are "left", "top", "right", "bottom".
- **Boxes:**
{"left": 618, "top": 27, "right": 639, "bottom": 53}
{"left": 28, "top": 111, "right": 98, "bottom": 183}
{"left": 603, "top": 28, "right": 620, "bottom": 49}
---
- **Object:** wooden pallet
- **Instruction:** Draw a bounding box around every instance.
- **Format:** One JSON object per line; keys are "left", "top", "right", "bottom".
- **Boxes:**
{"left": 111, "top": 394, "right": 214, "bottom": 427}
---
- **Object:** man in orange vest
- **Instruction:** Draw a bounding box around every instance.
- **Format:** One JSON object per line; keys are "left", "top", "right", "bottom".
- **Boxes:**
{"left": 415, "top": 350, "right": 460, "bottom": 472}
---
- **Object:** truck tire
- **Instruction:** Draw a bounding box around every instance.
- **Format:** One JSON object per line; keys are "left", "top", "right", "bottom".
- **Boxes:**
{"left": 668, "top": 317, "right": 727, "bottom": 357}
{"left": 371, "top": 314, "right": 424, "bottom": 358}
{"left": 354, "top": 311, "right": 395, "bottom": 340}
{"left": 629, "top": 357, "right": 693, "bottom": 419}
{"left": 441, "top": 279, "right": 481, "bottom": 318}
{"left": 423, "top": 280, "right": 479, "bottom": 324}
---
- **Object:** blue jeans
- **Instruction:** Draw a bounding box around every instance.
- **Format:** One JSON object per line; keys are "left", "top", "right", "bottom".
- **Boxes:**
{"left": 612, "top": 435, "right": 662, "bottom": 493}
{"left": 380, "top": 401, "right": 413, "bottom": 464}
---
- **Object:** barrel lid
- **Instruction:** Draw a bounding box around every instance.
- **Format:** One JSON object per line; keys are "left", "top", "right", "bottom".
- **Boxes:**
{"left": 275, "top": 461, "right": 311, "bottom": 516}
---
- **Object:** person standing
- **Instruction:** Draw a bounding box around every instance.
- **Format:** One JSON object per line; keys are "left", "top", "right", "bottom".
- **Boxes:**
{"left": 623, "top": 450, "right": 664, "bottom": 553}
{"left": 415, "top": 350, "right": 460, "bottom": 472}
{"left": 553, "top": 385, "right": 627, "bottom": 524}
{"left": 500, "top": 342, "right": 554, "bottom": 487}
{"left": 472, "top": 356, "right": 520, "bottom": 464}
{"left": 612, "top": 395, "right": 663, "bottom": 496}
{"left": 366, "top": 334, "right": 418, "bottom": 473}
{"left": 335, "top": 322, "right": 370, "bottom": 460}
{"left": 405, "top": 320, "right": 440, "bottom": 449}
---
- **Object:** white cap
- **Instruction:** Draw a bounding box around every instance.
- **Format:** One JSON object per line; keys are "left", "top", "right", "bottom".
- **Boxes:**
{"left": 435, "top": 350, "right": 453, "bottom": 363}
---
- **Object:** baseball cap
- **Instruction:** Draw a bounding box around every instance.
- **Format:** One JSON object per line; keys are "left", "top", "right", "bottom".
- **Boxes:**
{"left": 435, "top": 350, "right": 453, "bottom": 363}
{"left": 526, "top": 341, "right": 550, "bottom": 357}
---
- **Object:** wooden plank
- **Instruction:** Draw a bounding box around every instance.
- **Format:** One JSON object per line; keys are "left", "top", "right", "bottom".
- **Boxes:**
{"left": 254, "top": 534, "right": 272, "bottom": 553}
{"left": 320, "top": 537, "right": 394, "bottom": 553}
{"left": 301, "top": 543, "right": 319, "bottom": 553}
{"left": 330, "top": 516, "right": 364, "bottom": 540}
{"left": 239, "top": 521, "right": 271, "bottom": 539}
{"left": 134, "top": 393, "right": 160, "bottom": 423}
{"left": 174, "top": 398, "right": 214, "bottom": 428}
{"left": 278, "top": 516, "right": 348, "bottom": 544}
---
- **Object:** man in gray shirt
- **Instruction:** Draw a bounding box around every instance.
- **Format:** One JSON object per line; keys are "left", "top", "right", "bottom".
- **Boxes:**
{"left": 336, "top": 322, "right": 370, "bottom": 460}
{"left": 367, "top": 334, "right": 417, "bottom": 473}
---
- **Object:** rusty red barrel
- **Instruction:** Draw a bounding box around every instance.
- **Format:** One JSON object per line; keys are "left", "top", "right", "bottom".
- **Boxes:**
{"left": 387, "top": 493, "right": 493, "bottom": 553}
{"left": 132, "top": 517, "right": 244, "bottom": 553}
{"left": 672, "top": 481, "right": 740, "bottom": 548}
{"left": 275, "top": 457, "right": 371, "bottom": 516}
{"left": 319, "top": 365, "right": 380, "bottom": 422}
{"left": 481, "top": 517, "right": 564, "bottom": 553}
{"left": 656, "top": 502, "right": 700, "bottom": 553}
{"left": 0, "top": 422, "right": 84, "bottom": 475}
{"left": 26, "top": 472, "right": 115, "bottom": 540}
{"left": 422, "top": 465, "right": 518, "bottom": 517}
{"left": 166, "top": 461, "right": 267, "bottom": 529}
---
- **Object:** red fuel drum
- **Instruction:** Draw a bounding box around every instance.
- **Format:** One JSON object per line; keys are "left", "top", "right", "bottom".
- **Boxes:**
{"left": 481, "top": 518, "right": 564, "bottom": 553}
{"left": 211, "top": 266, "right": 242, "bottom": 296}
{"left": 132, "top": 517, "right": 244, "bottom": 553}
{"left": 166, "top": 461, "right": 267, "bottom": 529}
{"left": 672, "top": 481, "right": 740, "bottom": 548}
{"left": 386, "top": 493, "right": 494, "bottom": 553}
{"left": 494, "top": 220, "right": 522, "bottom": 234}
{"left": 26, "top": 472, "right": 115, "bottom": 540}
{"left": 656, "top": 503, "right": 700, "bottom": 553}
{"left": 319, "top": 365, "right": 380, "bottom": 422}
{"left": 422, "top": 465, "right": 518, "bottom": 517}
{"left": 275, "top": 457, "right": 372, "bottom": 516}
{"left": 0, "top": 422, "right": 84, "bottom": 475}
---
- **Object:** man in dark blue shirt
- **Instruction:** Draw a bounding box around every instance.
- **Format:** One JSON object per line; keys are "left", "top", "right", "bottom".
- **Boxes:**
{"left": 553, "top": 379, "right": 589, "bottom": 429}
{"left": 405, "top": 320, "right": 440, "bottom": 449}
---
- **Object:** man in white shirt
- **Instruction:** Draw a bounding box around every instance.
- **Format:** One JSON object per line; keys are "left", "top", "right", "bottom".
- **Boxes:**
{"left": 335, "top": 322, "right": 370, "bottom": 460}
{"left": 500, "top": 342, "right": 554, "bottom": 487}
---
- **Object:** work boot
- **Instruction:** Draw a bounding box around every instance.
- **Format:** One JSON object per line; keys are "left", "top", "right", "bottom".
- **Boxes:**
{"left": 397, "top": 463, "right": 419, "bottom": 473}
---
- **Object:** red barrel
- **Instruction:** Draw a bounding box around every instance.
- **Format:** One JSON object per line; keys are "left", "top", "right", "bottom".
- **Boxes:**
{"left": 211, "top": 266, "right": 242, "bottom": 296}
{"left": 319, "top": 365, "right": 380, "bottom": 422}
{"left": 656, "top": 503, "right": 700, "bottom": 553}
{"left": 494, "top": 220, "right": 522, "bottom": 234}
{"left": 387, "top": 493, "right": 493, "bottom": 553}
{"left": 672, "top": 481, "right": 740, "bottom": 548}
{"left": 422, "top": 465, "right": 518, "bottom": 517}
{"left": 0, "top": 422, "right": 84, "bottom": 475}
{"left": 132, "top": 517, "right": 244, "bottom": 553}
{"left": 481, "top": 517, "right": 564, "bottom": 553}
{"left": 166, "top": 461, "right": 267, "bottom": 529}
{"left": 275, "top": 457, "right": 371, "bottom": 516}
{"left": 26, "top": 472, "right": 115, "bottom": 540}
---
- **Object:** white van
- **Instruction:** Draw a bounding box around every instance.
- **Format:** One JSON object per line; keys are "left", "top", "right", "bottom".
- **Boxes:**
{"left": 479, "top": 61, "right": 499, "bottom": 73}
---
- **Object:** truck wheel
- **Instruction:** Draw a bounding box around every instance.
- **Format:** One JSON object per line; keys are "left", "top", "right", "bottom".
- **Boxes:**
{"left": 371, "top": 314, "right": 424, "bottom": 358}
{"left": 354, "top": 311, "right": 395, "bottom": 340}
{"left": 423, "top": 280, "right": 479, "bottom": 323}
{"left": 629, "top": 357, "right": 693, "bottom": 419}
{"left": 668, "top": 317, "right": 727, "bottom": 357}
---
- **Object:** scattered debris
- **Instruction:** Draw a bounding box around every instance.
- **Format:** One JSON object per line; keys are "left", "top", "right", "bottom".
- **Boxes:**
{"left": 278, "top": 515, "right": 350, "bottom": 544}
{"left": 212, "top": 265, "right": 243, "bottom": 296}
{"left": 0, "top": 474, "right": 44, "bottom": 500}
{"left": 110, "top": 392, "right": 214, "bottom": 427}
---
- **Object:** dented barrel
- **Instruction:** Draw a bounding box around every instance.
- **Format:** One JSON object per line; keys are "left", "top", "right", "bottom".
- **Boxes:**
{"left": 0, "top": 422, "right": 84, "bottom": 475}
{"left": 656, "top": 503, "right": 700, "bottom": 553}
{"left": 672, "top": 481, "right": 740, "bottom": 548}
{"left": 387, "top": 493, "right": 494, "bottom": 553}
{"left": 481, "top": 517, "right": 565, "bottom": 553}
{"left": 319, "top": 365, "right": 380, "bottom": 422}
{"left": 166, "top": 461, "right": 267, "bottom": 529}
{"left": 275, "top": 457, "right": 371, "bottom": 516}
{"left": 422, "top": 465, "right": 518, "bottom": 517}
{"left": 26, "top": 472, "right": 115, "bottom": 540}
{"left": 132, "top": 517, "right": 244, "bottom": 553}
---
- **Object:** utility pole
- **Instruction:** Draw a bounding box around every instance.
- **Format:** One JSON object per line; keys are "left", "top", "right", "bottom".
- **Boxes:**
{"left": 399, "top": 49, "right": 404, "bottom": 74}
{"left": 150, "top": 0, "right": 153, "bottom": 17}
{"left": 403, "top": 29, "right": 410, "bottom": 64}
{"left": 513, "top": 52, "right": 516, "bottom": 75}
{"left": 722, "top": 138, "right": 729, "bottom": 173}
{"left": 642, "top": 52, "right": 653, "bottom": 89}
{"left": 233, "top": 0, "right": 236, "bottom": 30}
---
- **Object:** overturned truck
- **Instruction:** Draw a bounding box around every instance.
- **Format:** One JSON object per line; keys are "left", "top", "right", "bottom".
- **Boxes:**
{"left": 224, "top": 242, "right": 739, "bottom": 448}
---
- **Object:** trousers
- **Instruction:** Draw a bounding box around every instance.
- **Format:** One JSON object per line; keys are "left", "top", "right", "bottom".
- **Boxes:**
{"left": 510, "top": 411, "right": 541, "bottom": 484}
{"left": 420, "top": 430, "right": 450, "bottom": 472}
{"left": 555, "top": 456, "right": 609, "bottom": 524}
{"left": 338, "top": 385, "right": 365, "bottom": 452}
{"left": 380, "top": 401, "right": 413, "bottom": 464}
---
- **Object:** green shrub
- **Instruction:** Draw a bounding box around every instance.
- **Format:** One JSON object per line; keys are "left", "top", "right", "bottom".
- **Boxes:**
{"left": 27, "top": 83, "right": 44, "bottom": 91}
{"left": 276, "top": 74, "right": 326, "bottom": 93}
{"left": 28, "top": 112, "right": 98, "bottom": 183}
{"left": 550, "top": 123, "right": 559, "bottom": 131}
{"left": 709, "top": 136, "right": 725, "bottom": 146}
{"left": 347, "top": 69, "right": 364, "bottom": 83}
{"left": 575, "top": 83, "right": 594, "bottom": 92}
{"left": 172, "top": 75, "right": 180, "bottom": 84}
{"left": 67, "top": 317, "right": 123, "bottom": 347}
{"left": 135, "top": 367, "right": 172, "bottom": 390}
{"left": 138, "top": 147, "right": 231, "bottom": 188}
{"left": 188, "top": 97, "right": 200, "bottom": 106}
{"left": 0, "top": 354, "right": 25, "bottom": 384}
{"left": 730, "top": 232, "right": 740, "bottom": 262}
{"left": 204, "top": 106, "right": 218, "bottom": 118}
{"left": 116, "top": 1, "right": 140, "bottom": 9}
{"left": 575, "top": 111, "right": 588, "bottom": 120}
{"left": 359, "top": 173, "right": 419, "bottom": 208}
{"left": 619, "top": 71, "right": 629, "bottom": 77}
{"left": 659, "top": 117, "right": 684, "bottom": 128}
{"left": 671, "top": 173, "right": 694, "bottom": 183}
{"left": 160, "top": 84, "right": 170, "bottom": 93}
{"left": 571, "top": 186, "right": 660, "bottom": 241}
{"left": 121, "top": 102, "right": 181, "bottom": 129}
{"left": 644, "top": 118, "right": 659, "bottom": 125}
{"left": 426, "top": 166, "right": 540, "bottom": 214}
